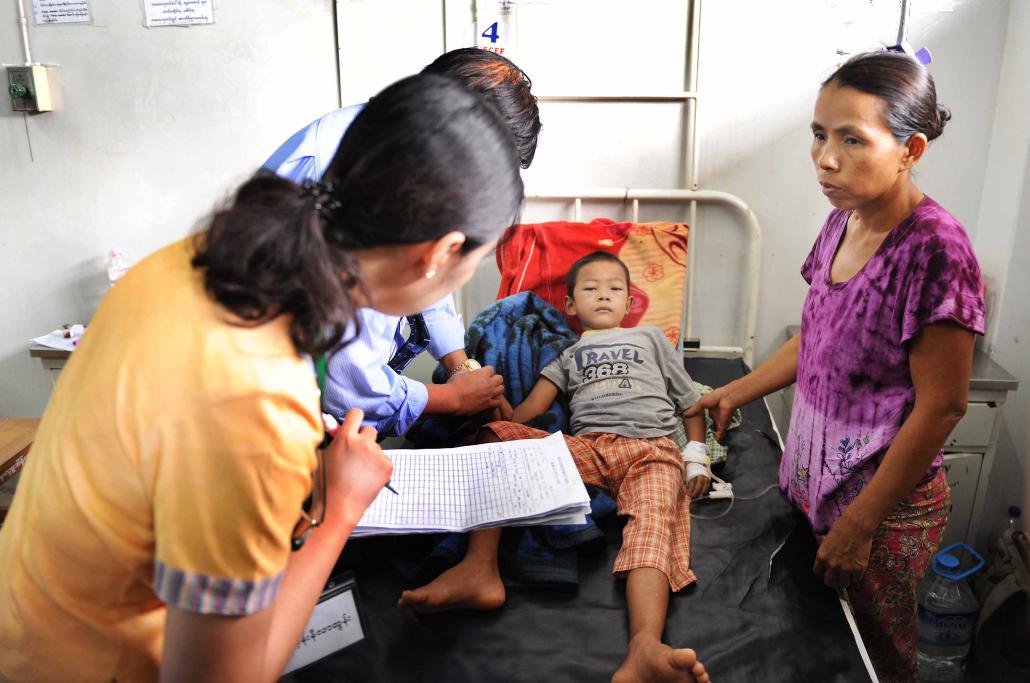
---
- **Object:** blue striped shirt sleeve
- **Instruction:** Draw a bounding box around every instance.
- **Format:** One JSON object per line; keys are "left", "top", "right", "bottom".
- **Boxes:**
{"left": 321, "top": 309, "right": 429, "bottom": 437}
{"left": 421, "top": 295, "right": 466, "bottom": 360}
{"left": 154, "top": 560, "right": 284, "bottom": 616}
{"left": 261, "top": 104, "right": 366, "bottom": 182}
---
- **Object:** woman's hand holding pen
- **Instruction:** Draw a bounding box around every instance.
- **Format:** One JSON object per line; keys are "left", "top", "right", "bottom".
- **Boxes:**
{"left": 324, "top": 408, "right": 393, "bottom": 530}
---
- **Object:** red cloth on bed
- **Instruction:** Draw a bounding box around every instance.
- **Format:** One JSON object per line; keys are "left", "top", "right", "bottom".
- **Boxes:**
{"left": 496, "top": 218, "right": 689, "bottom": 343}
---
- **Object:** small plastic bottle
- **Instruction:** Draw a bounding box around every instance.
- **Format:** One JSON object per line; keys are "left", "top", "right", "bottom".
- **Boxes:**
{"left": 916, "top": 544, "right": 984, "bottom": 682}
{"left": 106, "top": 248, "right": 129, "bottom": 286}
{"left": 1009, "top": 505, "right": 1022, "bottom": 533}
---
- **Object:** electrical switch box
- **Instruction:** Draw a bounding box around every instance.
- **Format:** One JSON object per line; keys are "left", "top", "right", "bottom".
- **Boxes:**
{"left": 7, "top": 65, "right": 53, "bottom": 113}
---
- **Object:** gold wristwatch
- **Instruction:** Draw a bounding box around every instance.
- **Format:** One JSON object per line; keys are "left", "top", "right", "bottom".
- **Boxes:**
{"left": 447, "top": 358, "right": 482, "bottom": 378}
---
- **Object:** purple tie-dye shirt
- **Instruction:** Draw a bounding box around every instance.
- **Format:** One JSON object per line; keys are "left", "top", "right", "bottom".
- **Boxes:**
{"left": 782, "top": 196, "right": 985, "bottom": 534}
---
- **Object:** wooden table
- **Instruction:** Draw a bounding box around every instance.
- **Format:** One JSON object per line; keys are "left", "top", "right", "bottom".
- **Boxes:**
{"left": 1, "top": 418, "right": 38, "bottom": 466}
{"left": 1, "top": 418, "right": 39, "bottom": 525}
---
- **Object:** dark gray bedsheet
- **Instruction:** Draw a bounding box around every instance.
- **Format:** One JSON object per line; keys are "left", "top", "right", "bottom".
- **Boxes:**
{"left": 283, "top": 357, "right": 872, "bottom": 682}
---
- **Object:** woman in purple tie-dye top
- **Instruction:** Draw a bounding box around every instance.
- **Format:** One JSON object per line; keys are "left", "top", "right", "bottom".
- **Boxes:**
{"left": 689, "top": 52, "right": 984, "bottom": 681}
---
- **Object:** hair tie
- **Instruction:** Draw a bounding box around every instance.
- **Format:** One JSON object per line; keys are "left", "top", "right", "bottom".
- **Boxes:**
{"left": 884, "top": 42, "right": 932, "bottom": 65}
{"left": 300, "top": 180, "right": 342, "bottom": 219}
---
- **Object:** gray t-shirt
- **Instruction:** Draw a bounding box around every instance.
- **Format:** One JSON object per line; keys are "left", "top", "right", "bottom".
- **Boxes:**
{"left": 541, "top": 326, "right": 701, "bottom": 439}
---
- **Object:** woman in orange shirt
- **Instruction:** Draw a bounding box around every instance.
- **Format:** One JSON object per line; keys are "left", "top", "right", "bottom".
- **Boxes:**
{"left": 0, "top": 73, "right": 524, "bottom": 682}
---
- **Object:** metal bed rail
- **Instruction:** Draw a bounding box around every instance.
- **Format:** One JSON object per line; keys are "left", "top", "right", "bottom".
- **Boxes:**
{"left": 524, "top": 188, "right": 761, "bottom": 367}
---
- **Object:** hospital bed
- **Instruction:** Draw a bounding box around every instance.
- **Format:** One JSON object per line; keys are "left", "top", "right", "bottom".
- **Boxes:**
{"left": 281, "top": 192, "right": 877, "bottom": 682}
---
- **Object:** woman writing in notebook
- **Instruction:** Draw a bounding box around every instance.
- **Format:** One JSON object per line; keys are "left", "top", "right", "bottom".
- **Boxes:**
{"left": 0, "top": 74, "right": 524, "bottom": 682}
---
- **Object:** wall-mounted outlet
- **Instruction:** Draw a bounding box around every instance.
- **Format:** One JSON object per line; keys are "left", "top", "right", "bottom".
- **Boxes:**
{"left": 8, "top": 65, "right": 53, "bottom": 113}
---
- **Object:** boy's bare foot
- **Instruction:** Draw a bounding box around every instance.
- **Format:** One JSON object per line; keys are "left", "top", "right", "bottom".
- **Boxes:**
{"left": 396, "top": 559, "right": 506, "bottom": 614}
{"left": 611, "top": 634, "right": 710, "bottom": 683}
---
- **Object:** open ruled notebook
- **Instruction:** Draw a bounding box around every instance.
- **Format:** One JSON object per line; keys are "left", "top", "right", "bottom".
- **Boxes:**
{"left": 353, "top": 432, "right": 591, "bottom": 537}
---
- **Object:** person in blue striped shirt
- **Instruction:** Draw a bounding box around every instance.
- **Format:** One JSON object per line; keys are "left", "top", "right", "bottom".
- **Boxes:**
{"left": 264, "top": 48, "right": 542, "bottom": 437}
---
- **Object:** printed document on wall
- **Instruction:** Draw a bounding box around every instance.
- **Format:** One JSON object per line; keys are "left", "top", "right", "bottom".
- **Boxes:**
{"left": 475, "top": 0, "right": 517, "bottom": 60}
{"left": 143, "top": 0, "right": 214, "bottom": 28}
{"left": 33, "top": 0, "right": 91, "bottom": 25}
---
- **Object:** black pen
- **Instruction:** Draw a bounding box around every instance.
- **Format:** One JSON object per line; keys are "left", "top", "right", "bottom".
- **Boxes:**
{"left": 322, "top": 431, "right": 398, "bottom": 494}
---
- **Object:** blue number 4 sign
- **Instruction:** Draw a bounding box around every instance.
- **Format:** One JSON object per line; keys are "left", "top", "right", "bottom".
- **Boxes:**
{"left": 481, "top": 21, "right": 500, "bottom": 44}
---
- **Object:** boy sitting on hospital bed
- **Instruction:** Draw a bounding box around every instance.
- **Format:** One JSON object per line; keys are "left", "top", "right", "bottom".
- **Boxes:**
{"left": 399, "top": 251, "right": 712, "bottom": 683}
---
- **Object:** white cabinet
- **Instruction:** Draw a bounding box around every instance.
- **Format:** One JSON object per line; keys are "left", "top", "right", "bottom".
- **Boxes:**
{"left": 29, "top": 346, "right": 69, "bottom": 390}
{"left": 941, "top": 377, "right": 1015, "bottom": 550}
{"left": 945, "top": 403, "right": 996, "bottom": 449}
{"left": 940, "top": 452, "right": 983, "bottom": 548}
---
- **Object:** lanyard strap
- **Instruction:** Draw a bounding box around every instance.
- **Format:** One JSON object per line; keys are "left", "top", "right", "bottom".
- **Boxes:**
{"left": 387, "top": 314, "right": 432, "bottom": 373}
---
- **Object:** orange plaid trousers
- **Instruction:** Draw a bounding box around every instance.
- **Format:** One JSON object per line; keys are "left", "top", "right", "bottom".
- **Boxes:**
{"left": 485, "top": 422, "right": 696, "bottom": 591}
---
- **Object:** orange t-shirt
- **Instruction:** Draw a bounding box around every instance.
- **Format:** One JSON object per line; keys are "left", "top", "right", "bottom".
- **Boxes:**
{"left": 0, "top": 239, "right": 321, "bottom": 682}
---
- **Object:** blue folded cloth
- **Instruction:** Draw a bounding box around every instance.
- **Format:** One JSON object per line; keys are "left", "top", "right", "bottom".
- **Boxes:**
{"left": 409, "top": 291, "right": 578, "bottom": 444}
{"left": 406, "top": 293, "right": 614, "bottom": 586}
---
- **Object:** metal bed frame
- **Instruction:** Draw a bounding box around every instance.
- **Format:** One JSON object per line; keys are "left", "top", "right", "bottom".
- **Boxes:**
{"left": 510, "top": 2, "right": 877, "bottom": 679}
{"left": 442, "top": 1, "right": 878, "bottom": 678}
{"left": 499, "top": 0, "right": 762, "bottom": 366}
{"left": 522, "top": 188, "right": 762, "bottom": 367}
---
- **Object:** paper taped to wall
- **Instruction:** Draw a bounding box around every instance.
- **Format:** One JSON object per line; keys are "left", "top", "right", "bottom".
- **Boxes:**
{"left": 33, "top": 0, "right": 91, "bottom": 25}
{"left": 143, "top": 0, "right": 214, "bottom": 27}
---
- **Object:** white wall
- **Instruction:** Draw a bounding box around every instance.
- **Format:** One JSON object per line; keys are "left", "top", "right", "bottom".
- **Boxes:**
{"left": 340, "top": 0, "right": 1026, "bottom": 536}
{"left": 336, "top": 0, "right": 446, "bottom": 104}
{"left": 1, "top": 1, "right": 340, "bottom": 417}
{"left": 2, "top": 0, "right": 1022, "bottom": 499}
{"left": 444, "top": 0, "right": 1009, "bottom": 358}
{"left": 694, "top": 0, "right": 1011, "bottom": 424}
{"left": 701, "top": 0, "right": 1008, "bottom": 348}
{"left": 974, "top": 0, "right": 1030, "bottom": 541}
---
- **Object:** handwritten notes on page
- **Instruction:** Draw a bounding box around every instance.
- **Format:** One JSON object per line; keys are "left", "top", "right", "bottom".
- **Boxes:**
{"left": 353, "top": 431, "right": 591, "bottom": 537}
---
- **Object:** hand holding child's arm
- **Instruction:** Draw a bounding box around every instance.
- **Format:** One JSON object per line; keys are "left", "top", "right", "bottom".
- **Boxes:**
{"left": 488, "top": 395, "right": 515, "bottom": 423}
{"left": 684, "top": 392, "right": 735, "bottom": 444}
{"left": 510, "top": 379, "right": 560, "bottom": 425}
{"left": 685, "top": 333, "right": 801, "bottom": 442}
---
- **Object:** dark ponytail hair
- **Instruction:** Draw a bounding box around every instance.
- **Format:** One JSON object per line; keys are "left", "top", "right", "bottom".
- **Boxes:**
{"left": 823, "top": 51, "right": 951, "bottom": 142}
{"left": 192, "top": 73, "right": 524, "bottom": 357}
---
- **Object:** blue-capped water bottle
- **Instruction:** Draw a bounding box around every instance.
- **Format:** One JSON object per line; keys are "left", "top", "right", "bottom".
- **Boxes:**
{"left": 916, "top": 543, "right": 984, "bottom": 682}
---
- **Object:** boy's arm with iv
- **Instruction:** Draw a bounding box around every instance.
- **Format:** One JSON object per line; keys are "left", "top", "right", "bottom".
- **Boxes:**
{"left": 657, "top": 330, "right": 713, "bottom": 497}
{"left": 682, "top": 406, "right": 712, "bottom": 498}
{"left": 510, "top": 378, "right": 561, "bottom": 424}
{"left": 683, "top": 410, "right": 705, "bottom": 444}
